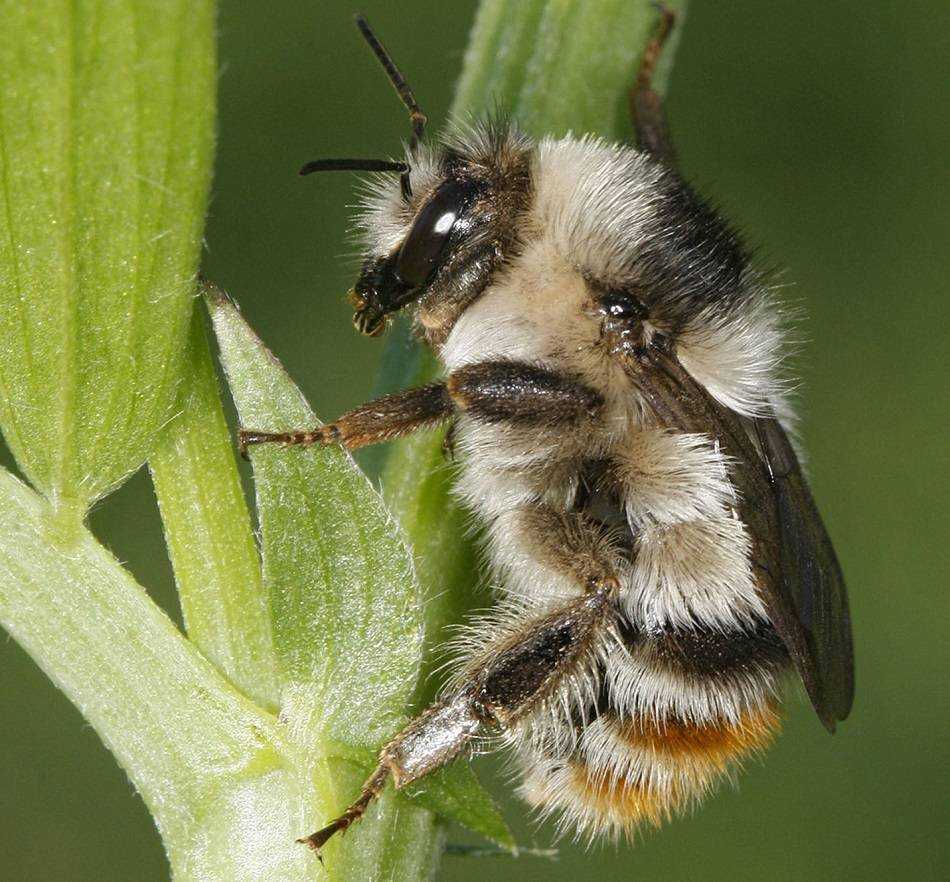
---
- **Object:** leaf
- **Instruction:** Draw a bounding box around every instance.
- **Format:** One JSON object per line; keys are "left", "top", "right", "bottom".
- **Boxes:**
{"left": 206, "top": 285, "right": 424, "bottom": 752}
{"left": 150, "top": 307, "right": 280, "bottom": 711}
{"left": 0, "top": 464, "right": 319, "bottom": 882}
{"left": 456, "top": 0, "right": 688, "bottom": 139}
{"left": 0, "top": 0, "right": 216, "bottom": 520}
{"left": 404, "top": 762, "right": 515, "bottom": 851}
{"left": 451, "top": 0, "right": 550, "bottom": 128}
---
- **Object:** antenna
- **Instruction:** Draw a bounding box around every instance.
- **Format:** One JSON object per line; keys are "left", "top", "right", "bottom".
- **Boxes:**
{"left": 299, "top": 158, "right": 408, "bottom": 176}
{"left": 354, "top": 14, "right": 427, "bottom": 198}
{"left": 298, "top": 16, "right": 426, "bottom": 200}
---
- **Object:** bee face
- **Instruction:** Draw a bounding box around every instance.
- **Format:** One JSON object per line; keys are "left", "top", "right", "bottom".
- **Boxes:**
{"left": 352, "top": 125, "right": 534, "bottom": 342}
{"left": 350, "top": 175, "right": 487, "bottom": 335}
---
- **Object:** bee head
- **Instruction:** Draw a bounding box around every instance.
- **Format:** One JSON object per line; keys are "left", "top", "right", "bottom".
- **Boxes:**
{"left": 352, "top": 122, "right": 534, "bottom": 342}
{"left": 300, "top": 16, "right": 533, "bottom": 343}
{"left": 349, "top": 175, "right": 487, "bottom": 337}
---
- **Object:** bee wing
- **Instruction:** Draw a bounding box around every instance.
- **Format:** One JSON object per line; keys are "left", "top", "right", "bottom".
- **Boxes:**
{"left": 635, "top": 351, "right": 854, "bottom": 731}
{"left": 750, "top": 416, "right": 854, "bottom": 730}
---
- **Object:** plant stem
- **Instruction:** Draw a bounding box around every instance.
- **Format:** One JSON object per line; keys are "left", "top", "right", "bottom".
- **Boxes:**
{"left": 0, "top": 467, "right": 315, "bottom": 882}
{"left": 379, "top": 0, "right": 689, "bottom": 693}
{"left": 150, "top": 307, "right": 280, "bottom": 711}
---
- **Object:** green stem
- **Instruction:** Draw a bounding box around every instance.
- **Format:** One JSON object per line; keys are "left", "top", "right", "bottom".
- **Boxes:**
{"left": 206, "top": 285, "right": 440, "bottom": 881}
{"left": 150, "top": 307, "right": 280, "bottom": 711}
{"left": 0, "top": 467, "right": 315, "bottom": 882}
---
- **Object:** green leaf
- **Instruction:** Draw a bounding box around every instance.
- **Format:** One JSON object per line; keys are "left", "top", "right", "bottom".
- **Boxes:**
{"left": 150, "top": 307, "right": 280, "bottom": 711}
{"left": 405, "top": 762, "right": 515, "bottom": 851}
{"left": 0, "top": 465, "right": 319, "bottom": 882}
{"left": 0, "top": 0, "right": 216, "bottom": 520}
{"left": 456, "top": 0, "right": 687, "bottom": 139}
{"left": 206, "top": 285, "right": 423, "bottom": 752}
{"left": 450, "top": 0, "right": 549, "bottom": 124}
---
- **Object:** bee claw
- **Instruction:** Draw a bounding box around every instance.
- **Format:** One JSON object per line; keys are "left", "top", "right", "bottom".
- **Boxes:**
{"left": 237, "top": 430, "right": 252, "bottom": 460}
{"left": 296, "top": 834, "right": 326, "bottom": 864}
{"left": 297, "top": 765, "right": 390, "bottom": 858}
{"left": 296, "top": 814, "right": 358, "bottom": 863}
{"left": 237, "top": 428, "right": 269, "bottom": 460}
{"left": 298, "top": 821, "right": 341, "bottom": 850}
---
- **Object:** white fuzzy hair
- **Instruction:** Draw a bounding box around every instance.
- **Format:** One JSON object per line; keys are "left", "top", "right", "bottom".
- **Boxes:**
{"left": 357, "top": 125, "right": 800, "bottom": 841}
{"left": 354, "top": 144, "right": 442, "bottom": 257}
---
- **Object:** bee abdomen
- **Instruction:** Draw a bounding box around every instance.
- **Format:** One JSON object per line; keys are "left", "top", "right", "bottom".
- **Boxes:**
{"left": 605, "top": 620, "right": 790, "bottom": 725}
{"left": 518, "top": 700, "right": 781, "bottom": 842}
{"left": 517, "top": 622, "right": 788, "bottom": 841}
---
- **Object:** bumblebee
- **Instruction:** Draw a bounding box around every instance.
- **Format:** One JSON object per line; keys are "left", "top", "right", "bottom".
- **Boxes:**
{"left": 241, "top": 8, "right": 853, "bottom": 848}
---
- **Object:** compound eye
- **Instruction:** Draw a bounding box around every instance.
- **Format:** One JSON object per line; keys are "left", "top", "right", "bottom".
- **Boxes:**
{"left": 395, "top": 179, "right": 473, "bottom": 288}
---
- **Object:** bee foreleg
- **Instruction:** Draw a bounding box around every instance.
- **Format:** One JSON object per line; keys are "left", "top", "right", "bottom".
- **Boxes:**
{"left": 298, "top": 588, "right": 616, "bottom": 854}
{"left": 447, "top": 360, "right": 603, "bottom": 426}
{"left": 240, "top": 360, "right": 602, "bottom": 458}
{"left": 238, "top": 382, "right": 453, "bottom": 456}
{"left": 629, "top": 3, "right": 678, "bottom": 164}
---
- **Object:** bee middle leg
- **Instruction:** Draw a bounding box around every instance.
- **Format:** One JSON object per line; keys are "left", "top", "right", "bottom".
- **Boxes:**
{"left": 507, "top": 503, "right": 626, "bottom": 594}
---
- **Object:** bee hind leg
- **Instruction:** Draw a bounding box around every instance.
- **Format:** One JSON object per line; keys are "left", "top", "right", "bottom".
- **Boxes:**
{"left": 297, "top": 585, "right": 617, "bottom": 855}
{"left": 297, "top": 764, "right": 390, "bottom": 854}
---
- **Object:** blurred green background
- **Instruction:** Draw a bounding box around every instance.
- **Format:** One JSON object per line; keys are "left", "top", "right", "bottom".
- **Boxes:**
{"left": 2, "top": 0, "right": 947, "bottom": 879}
